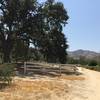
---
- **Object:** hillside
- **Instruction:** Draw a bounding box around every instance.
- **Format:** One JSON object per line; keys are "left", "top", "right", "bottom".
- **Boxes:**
{"left": 68, "top": 49, "right": 100, "bottom": 60}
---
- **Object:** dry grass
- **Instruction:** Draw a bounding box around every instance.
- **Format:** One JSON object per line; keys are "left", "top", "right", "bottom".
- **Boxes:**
{"left": 0, "top": 75, "right": 85, "bottom": 100}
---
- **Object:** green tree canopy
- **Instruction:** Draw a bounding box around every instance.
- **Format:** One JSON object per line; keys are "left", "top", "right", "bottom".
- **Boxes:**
{"left": 0, "top": 0, "right": 69, "bottom": 63}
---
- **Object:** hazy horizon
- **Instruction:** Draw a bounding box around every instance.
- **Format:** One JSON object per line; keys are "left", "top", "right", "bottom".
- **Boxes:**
{"left": 68, "top": 49, "right": 100, "bottom": 53}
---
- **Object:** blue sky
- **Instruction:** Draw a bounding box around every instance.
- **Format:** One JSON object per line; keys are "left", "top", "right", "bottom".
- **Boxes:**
{"left": 57, "top": 0, "right": 100, "bottom": 52}
{"left": 40, "top": 0, "right": 100, "bottom": 52}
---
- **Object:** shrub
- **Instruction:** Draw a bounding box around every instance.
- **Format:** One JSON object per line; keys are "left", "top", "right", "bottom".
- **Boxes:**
{"left": 88, "top": 60, "right": 97, "bottom": 66}
{"left": 0, "top": 63, "right": 16, "bottom": 85}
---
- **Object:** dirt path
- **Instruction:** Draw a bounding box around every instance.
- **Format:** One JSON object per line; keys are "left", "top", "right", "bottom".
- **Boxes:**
{"left": 68, "top": 67, "right": 100, "bottom": 100}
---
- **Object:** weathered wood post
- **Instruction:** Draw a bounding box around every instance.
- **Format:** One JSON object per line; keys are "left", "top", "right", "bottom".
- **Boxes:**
{"left": 24, "top": 62, "right": 27, "bottom": 74}
{"left": 59, "top": 65, "right": 62, "bottom": 76}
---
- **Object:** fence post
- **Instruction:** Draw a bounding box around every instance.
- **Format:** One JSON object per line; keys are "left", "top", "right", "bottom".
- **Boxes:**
{"left": 24, "top": 62, "right": 27, "bottom": 74}
{"left": 59, "top": 65, "right": 62, "bottom": 76}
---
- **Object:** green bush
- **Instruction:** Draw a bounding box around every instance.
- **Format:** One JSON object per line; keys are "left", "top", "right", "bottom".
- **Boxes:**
{"left": 0, "top": 63, "right": 16, "bottom": 84}
{"left": 88, "top": 60, "right": 97, "bottom": 66}
{"left": 83, "top": 65, "right": 100, "bottom": 71}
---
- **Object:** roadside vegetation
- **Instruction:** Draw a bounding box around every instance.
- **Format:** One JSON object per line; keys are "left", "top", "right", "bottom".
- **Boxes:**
{"left": 67, "top": 56, "right": 100, "bottom": 71}
{"left": 0, "top": 63, "right": 16, "bottom": 88}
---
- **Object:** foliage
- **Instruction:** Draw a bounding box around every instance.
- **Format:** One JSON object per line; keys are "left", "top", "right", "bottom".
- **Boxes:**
{"left": 0, "top": 63, "right": 16, "bottom": 84}
{"left": 98, "top": 61, "right": 100, "bottom": 66}
{"left": 12, "top": 39, "right": 29, "bottom": 62}
{"left": 88, "top": 60, "right": 97, "bottom": 66}
{"left": 67, "top": 56, "right": 98, "bottom": 66}
{"left": 37, "top": 0, "right": 69, "bottom": 63}
{"left": 0, "top": 0, "right": 37, "bottom": 62}
{"left": 28, "top": 47, "right": 44, "bottom": 61}
{"left": 83, "top": 65, "right": 100, "bottom": 71}
{"left": 0, "top": 0, "right": 69, "bottom": 63}
{"left": 78, "top": 56, "right": 88, "bottom": 65}
{"left": 67, "top": 57, "right": 79, "bottom": 64}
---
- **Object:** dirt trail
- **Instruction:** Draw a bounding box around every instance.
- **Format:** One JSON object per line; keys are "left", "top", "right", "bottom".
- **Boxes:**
{"left": 68, "top": 67, "right": 100, "bottom": 100}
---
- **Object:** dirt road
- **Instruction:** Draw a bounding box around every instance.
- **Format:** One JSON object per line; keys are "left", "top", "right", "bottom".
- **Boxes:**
{"left": 68, "top": 67, "right": 100, "bottom": 100}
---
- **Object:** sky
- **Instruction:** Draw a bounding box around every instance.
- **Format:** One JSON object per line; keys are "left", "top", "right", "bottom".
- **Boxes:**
{"left": 57, "top": 0, "right": 100, "bottom": 52}
{"left": 40, "top": 0, "right": 100, "bottom": 52}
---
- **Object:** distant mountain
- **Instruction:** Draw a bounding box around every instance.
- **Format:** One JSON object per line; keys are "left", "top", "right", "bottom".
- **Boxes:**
{"left": 68, "top": 49, "right": 100, "bottom": 60}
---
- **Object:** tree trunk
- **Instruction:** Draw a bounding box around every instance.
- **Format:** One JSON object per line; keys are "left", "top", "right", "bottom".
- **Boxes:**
{"left": 2, "top": 38, "right": 12, "bottom": 63}
{"left": 3, "top": 51, "right": 11, "bottom": 63}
